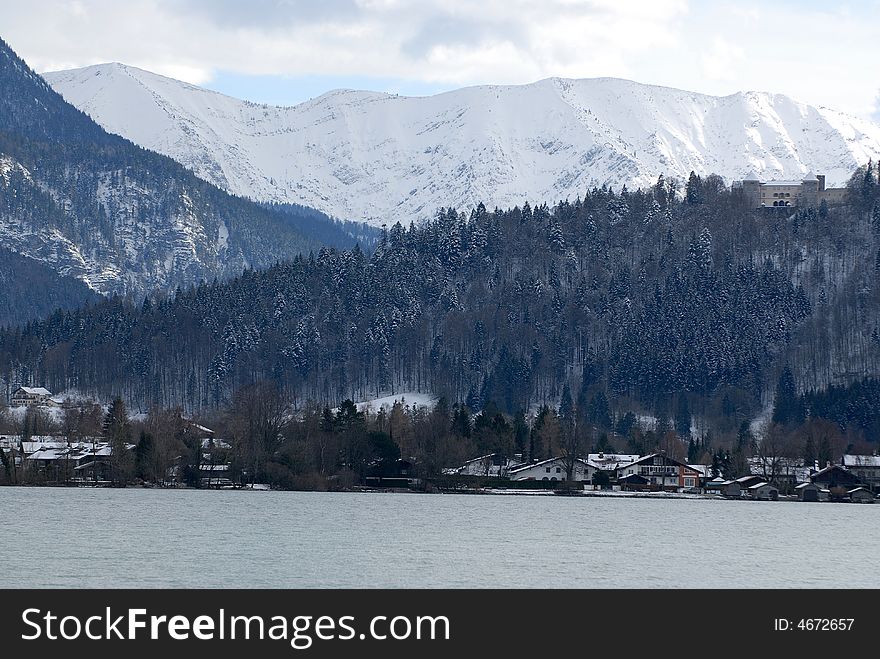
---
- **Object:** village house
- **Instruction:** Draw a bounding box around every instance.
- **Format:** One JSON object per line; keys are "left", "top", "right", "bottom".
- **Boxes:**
{"left": 747, "top": 482, "right": 779, "bottom": 501}
{"left": 748, "top": 456, "right": 812, "bottom": 493}
{"left": 586, "top": 452, "right": 639, "bottom": 472}
{"left": 733, "top": 474, "right": 766, "bottom": 490}
{"left": 810, "top": 464, "right": 862, "bottom": 490}
{"left": 718, "top": 480, "right": 742, "bottom": 498}
{"left": 199, "top": 436, "right": 233, "bottom": 488}
{"left": 841, "top": 455, "right": 880, "bottom": 491}
{"left": 686, "top": 464, "right": 712, "bottom": 488}
{"left": 847, "top": 487, "right": 875, "bottom": 504}
{"left": 447, "top": 453, "right": 525, "bottom": 478}
{"left": 616, "top": 453, "right": 702, "bottom": 490}
{"left": 584, "top": 452, "right": 640, "bottom": 486}
{"left": 795, "top": 482, "right": 828, "bottom": 502}
{"left": 508, "top": 456, "right": 596, "bottom": 483}
{"left": 704, "top": 475, "right": 728, "bottom": 494}
{"left": 9, "top": 386, "right": 59, "bottom": 408}
{"left": 618, "top": 473, "right": 651, "bottom": 490}
{"left": 23, "top": 439, "right": 118, "bottom": 482}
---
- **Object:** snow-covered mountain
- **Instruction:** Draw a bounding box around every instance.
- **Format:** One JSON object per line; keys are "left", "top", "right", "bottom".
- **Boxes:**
{"left": 46, "top": 63, "right": 880, "bottom": 226}
{"left": 0, "top": 39, "right": 336, "bottom": 300}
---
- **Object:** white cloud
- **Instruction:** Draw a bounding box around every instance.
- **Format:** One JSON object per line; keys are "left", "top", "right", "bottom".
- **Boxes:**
{"left": 2, "top": 0, "right": 686, "bottom": 85}
{"left": 701, "top": 38, "right": 744, "bottom": 82}
{"left": 1, "top": 0, "right": 878, "bottom": 119}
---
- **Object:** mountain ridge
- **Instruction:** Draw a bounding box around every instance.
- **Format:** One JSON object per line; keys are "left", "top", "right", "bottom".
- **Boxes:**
{"left": 0, "top": 38, "right": 352, "bottom": 299}
{"left": 46, "top": 63, "right": 880, "bottom": 226}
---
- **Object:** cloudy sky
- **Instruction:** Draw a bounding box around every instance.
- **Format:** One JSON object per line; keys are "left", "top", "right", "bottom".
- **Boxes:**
{"left": 3, "top": 0, "right": 879, "bottom": 120}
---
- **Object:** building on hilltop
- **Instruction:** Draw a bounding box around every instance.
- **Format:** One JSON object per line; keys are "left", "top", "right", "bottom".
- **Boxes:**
{"left": 9, "top": 387, "right": 60, "bottom": 408}
{"left": 734, "top": 172, "right": 847, "bottom": 208}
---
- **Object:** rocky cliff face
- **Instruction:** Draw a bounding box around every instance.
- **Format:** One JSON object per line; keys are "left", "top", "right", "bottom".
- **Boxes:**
{"left": 0, "top": 39, "right": 321, "bottom": 298}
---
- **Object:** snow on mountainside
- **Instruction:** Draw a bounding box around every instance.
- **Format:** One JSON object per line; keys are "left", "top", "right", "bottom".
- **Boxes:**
{"left": 47, "top": 64, "right": 880, "bottom": 226}
{"left": 0, "top": 38, "right": 329, "bottom": 300}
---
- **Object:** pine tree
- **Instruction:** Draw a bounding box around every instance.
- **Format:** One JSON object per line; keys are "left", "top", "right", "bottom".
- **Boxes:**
{"left": 559, "top": 384, "right": 575, "bottom": 431}
{"left": 451, "top": 405, "right": 471, "bottom": 438}
{"left": 675, "top": 396, "right": 692, "bottom": 437}
{"left": 686, "top": 171, "right": 704, "bottom": 204}
{"left": 103, "top": 397, "right": 133, "bottom": 486}
{"left": 803, "top": 435, "right": 816, "bottom": 468}
{"left": 587, "top": 391, "right": 612, "bottom": 430}
{"left": 771, "top": 367, "right": 803, "bottom": 426}
{"left": 863, "top": 160, "right": 876, "bottom": 204}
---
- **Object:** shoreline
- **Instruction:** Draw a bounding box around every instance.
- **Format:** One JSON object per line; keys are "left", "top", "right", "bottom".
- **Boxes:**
{"left": 0, "top": 482, "right": 847, "bottom": 503}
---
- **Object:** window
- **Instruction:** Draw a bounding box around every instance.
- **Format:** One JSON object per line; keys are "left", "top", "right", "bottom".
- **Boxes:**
{"left": 556, "top": 467, "right": 561, "bottom": 473}
{"left": 545, "top": 467, "right": 551, "bottom": 473}
{"left": 684, "top": 477, "right": 696, "bottom": 487}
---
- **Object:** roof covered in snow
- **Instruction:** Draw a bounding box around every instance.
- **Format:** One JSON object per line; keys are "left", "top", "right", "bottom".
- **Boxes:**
{"left": 586, "top": 453, "right": 639, "bottom": 469}
{"left": 15, "top": 387, "right": 52, "bottom": 396}
{"left": 842, "top": 455, "right": 880, "bottom": 468}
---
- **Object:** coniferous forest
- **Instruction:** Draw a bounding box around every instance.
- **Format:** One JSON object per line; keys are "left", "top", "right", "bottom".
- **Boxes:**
{"left": 3, "top": 163, "right": 880, "bottom": 457}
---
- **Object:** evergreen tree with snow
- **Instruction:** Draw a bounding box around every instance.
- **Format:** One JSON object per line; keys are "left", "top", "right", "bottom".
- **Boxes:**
{"left": 685, "top": 171, "right": 704, "bottom": 204}
{"left": 771, "top": 367, "right": 803, "bottom": 426}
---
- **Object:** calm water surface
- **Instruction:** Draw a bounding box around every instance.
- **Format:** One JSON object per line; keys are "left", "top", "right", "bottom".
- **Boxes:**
{"left": 2, "top": 487, "right": 876, "bottom": 588}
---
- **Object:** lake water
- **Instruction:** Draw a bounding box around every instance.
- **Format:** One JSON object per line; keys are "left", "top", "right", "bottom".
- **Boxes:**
{"left": 2, "top": 487, "right": 877, "bottom": 588}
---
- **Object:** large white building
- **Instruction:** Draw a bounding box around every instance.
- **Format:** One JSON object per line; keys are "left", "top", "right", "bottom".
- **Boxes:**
{"left": 9, "top": 387, "right": 58, "bottom": 407}
{"left": 508, "top": 457, "right": 596, "bottom": 483}
{"left": 735, "top": 173, "right": 847, "bottom": 209}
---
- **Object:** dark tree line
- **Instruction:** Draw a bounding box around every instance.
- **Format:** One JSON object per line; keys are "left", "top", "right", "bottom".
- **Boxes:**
{"left": 0, "top": 247, "right": 100, "bottom": 326}
{"left": 2, "top": 166, "right": 877, "bottom": 429}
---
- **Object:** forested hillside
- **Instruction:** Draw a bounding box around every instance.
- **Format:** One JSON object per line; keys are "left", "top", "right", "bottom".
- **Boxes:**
{"left": 0, "top": 37, "right": 362, "bottom": 298}
{"left": 0, "top": 248, "right": 100, "bottom": 325}
{"left": 3, "top": 168, "right": 879, "bottom": 443}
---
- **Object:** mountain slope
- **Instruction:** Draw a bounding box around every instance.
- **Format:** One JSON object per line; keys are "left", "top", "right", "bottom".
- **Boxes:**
{"left": 3, "top": 179, "right": 876, "bottom": 422}
{"left": 0, "top": 248, "right": 100, "bottom": 326}
{"left": 0, "top": 39, "right": 338, "bottom": 298}
{"left": 47, "top": 63, "right": 880, "bottom": 226}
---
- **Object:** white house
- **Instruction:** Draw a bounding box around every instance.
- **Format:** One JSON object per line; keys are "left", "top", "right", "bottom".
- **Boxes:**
{"left": 447, "top": 453, "right": 524, "bottom": 477}
{"left": 747, "top": 482, "right": 779, "bottom": 501}
{"left": 10, "top": 387, "right": 56, "bottom": 407}
{"left": 687, "top": 464, "right": 712, "bottom": 486}
{"left": 586, "top": 453, "right": 639, "bottom": 473}
{"left": 508, "top": 457, "right": 596, "bottom": 483}
{"left": 842, "top": 455, "right": 880, "bottom": 490}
